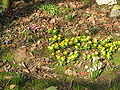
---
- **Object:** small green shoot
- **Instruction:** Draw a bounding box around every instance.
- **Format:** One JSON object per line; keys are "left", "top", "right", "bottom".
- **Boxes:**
{"left": 0, "top": 0, "right": 3, "bottom": 13}
{"left": 66, "top": 15, "right": 74, "bottom": 22}
{"left": 88, "top": 26, "right": 100, "bottom": 35}
{"left": 41, "top": 4, "right": 60, "bottom": 16}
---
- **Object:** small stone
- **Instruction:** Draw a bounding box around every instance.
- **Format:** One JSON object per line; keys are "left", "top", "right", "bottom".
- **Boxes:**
{"left": 96, "top": 0, "right": 117, "bottom": 5}
{"left": 110, "top": 5, "right": 120, "bottom": 17}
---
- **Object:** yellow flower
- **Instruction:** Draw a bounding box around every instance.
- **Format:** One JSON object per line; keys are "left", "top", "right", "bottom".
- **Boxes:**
{"left": 51, "top": 52, "right": 55, "bottom": 56}
{"left": 54, "top": 27, "right": 56, "bottom": 29}
{"left": 48, "top": 28, "right": 51, "bottom": 30}
{"left": 56, "top": 55, "right": 61, "bottom": 59}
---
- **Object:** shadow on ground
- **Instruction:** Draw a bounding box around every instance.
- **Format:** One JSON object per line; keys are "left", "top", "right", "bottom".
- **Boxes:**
{"left": 1, "top": 69, "right": 120, "bottom": 90}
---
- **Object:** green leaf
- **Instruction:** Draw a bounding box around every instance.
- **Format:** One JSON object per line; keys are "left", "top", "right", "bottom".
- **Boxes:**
{"left": 46, "top": 86, "right": 57, "bottom": 90}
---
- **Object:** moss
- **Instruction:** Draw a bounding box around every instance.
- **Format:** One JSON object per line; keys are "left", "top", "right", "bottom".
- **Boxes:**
{"left": 113, "top": 50, "right": 120, "bottom": 66}
{"left": 0, "top": 47, "right": 18, "bottom": 68}
{"left": 1, "top": 51, "right": 14, "bottom": 62}
{"left": 2, "top": 0, "right": 9, "bottom": 9}
{"left": 112, "top": 37, "right": 120, "bottom": 67}
{"left": 22, "top": 78, "right": 59, "bottom": 90}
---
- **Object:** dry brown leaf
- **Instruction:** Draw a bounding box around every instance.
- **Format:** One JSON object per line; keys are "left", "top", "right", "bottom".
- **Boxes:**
{"left": 5, "top": 76, "right": 12, "bottom": 79}
{"left": 50, "top": 18, "right": 56, "bottom": 24}
{"left": 37, "top": 8, "right": 42, "bottom": 14}
{"left": 9, "top": 85, "right": 16, "bottom": 89}
{"left": 10, "top": 44, "right": 16, "bottom": 48}
{"left": 30, "top": 41, "right": 42, "bottom": 51}
{"left": 22, "top": 69, "right": 29, "bottom": 73}
{"left": 87, "top": 16, "right": 94, "bottom": 21}
{"left": 28, "top": 52, "right": 35, "bottom": 59}
{"left": 0, "top": 69, "right": 4, "bottom": 72}
{"left": 99, "top": 13, "right": 106, "bottom": 16}
{"left": 18, "top": 47, "right": 26, "bottom": 54}
{"left": 22, "top": 17, "right": 31, "bottom": 22}
{"left": 89, "top": 11, "right": 97, "bottom": 15}
{"left": 79, "top": 20, "right": 84, "bottom": 24}
{"left": 103, "top": 24, "right": 113, "bottom": 28}
{"left": 99, "top": 17, "right": 109, "bottom": 22}
{"left": 69, "top": 2, "right": 76, "bottom": 8}
{"left": 30, "top": 44, "right": 37, "bottom": 51}
{"left": 14, "top": 46, "right": 27, "bottom": 62}
{"left": 79, "top": 72, "right": 89, "bottom": 77}
{"left": 65, "top": 69, "right": 78, "bottom": 76}
{"left": 87, "top": 16, "right": 96, "bottom": 25}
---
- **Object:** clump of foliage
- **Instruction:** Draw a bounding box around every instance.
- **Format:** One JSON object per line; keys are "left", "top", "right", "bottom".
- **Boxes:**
{"left": 41, "top": 4, "right": 60, "bottom": 16}
{"left": 47, "top": 27, "right": 120, "bottom": 79}
{"left": 66, "top": 15, "right": 74, "bottom": 22}
{"left": 0, "top": 0, "right": 3, "bottom": 13}
{"left": 0, "top": 72, "right": 28, "bottom": 90}
{"left": 87, "top": 60, "right": 103, "bottom": 79}
{"left": 88, "top": 26, "right": 100, "bottom": 35}
{"left": 21, "top": 0, "right": 30, "bottom": 2}
{"left": 0, "top": 0, "right": 9, "bottom": 13}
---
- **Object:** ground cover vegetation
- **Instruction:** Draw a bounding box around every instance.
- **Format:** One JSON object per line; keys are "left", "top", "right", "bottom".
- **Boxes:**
{"left": 0, "top": 0, "right": 120, "bottom": 90}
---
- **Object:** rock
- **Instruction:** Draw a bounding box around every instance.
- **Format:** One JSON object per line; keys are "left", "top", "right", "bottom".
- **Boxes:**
{"left": 96, "top": 0, "right": 117, "bottom": 5}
